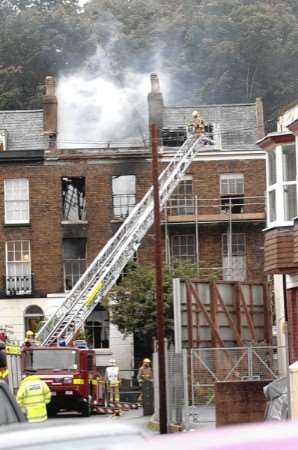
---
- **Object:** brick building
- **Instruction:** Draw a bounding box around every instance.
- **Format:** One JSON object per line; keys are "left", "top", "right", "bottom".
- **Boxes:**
{"left": 0, "top": 74, "right": 266, "bottom": 369}
{"left": 258, "top": 101, "right": 298, "bottom": 365}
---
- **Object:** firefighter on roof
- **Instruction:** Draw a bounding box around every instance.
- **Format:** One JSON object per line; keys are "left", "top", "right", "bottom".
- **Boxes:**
{"left": 192, "top": 111, "right": 205, "bottom": 135}
{"left": 16, "top": 368, "right": 51, "bottom": 423}
{"left": 105, "top": 359, "right": 121, "bottom": 403}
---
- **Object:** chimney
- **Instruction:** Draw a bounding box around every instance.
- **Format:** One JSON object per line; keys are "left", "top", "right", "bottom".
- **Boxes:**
{"left": 44, "top": 76, "right": 57, "bottom": 136}
{"left": 148, "top": 73, "right": 164, "bottom": 133}
{"left": 256, "top": 97, "right": 265, "bottom": 140}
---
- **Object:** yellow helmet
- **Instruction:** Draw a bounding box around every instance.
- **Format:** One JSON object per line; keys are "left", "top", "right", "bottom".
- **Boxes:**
{"left": 143, "top": 358, "right": 151, "bottom": 364}
{"left": 192, "top": 111, "right": 199, "bottom": 118}
{"left": 26, "top": 330, "right": 34, "bottom": 337}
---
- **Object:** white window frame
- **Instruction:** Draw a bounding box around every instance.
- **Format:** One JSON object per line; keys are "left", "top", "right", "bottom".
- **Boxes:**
{"left": 220, "top": 174, "right": 244, "bottom": 196}
{"left": 4, "top": 179, "right": 30, "bottom": 224}
{"left": 171, "top": 234, "right": 196, "bottom": 264}
{"left": 266, "top": 142, "right": 298, "bottom": 228}
{"left": 0, "top": 130, "right": 8, "bottom": 151}
{"left": 5, "top": 240, "right": 32, "bottom": 295}
{"left": 112, "top": 175, "right": 136, "bottom": 219}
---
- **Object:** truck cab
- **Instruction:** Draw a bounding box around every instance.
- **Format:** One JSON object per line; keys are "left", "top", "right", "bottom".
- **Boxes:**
{"left": 22, "top": 346, "right": 104, "bottom": 416}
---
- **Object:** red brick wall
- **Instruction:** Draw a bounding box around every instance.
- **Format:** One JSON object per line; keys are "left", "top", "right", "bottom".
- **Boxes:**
{"left": 0, "top": 156, "right": 265, "bottom": 296}
{"left": 286, "top": 287, "right": 298, "bottom": 364}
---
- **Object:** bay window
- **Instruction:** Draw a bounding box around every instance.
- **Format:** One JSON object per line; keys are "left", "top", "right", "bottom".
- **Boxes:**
{"left": 267, "top": 144, "right": 297, "bottom": 227}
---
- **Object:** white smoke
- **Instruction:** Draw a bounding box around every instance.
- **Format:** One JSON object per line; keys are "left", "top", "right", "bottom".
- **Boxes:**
{"left": 57, "top": 36, "right": 171, "bottom": 149}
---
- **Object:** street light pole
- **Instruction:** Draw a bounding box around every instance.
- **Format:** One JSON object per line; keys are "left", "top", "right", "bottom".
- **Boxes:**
{"left": 150, "top": 123, "right": 167, "bottom": 434}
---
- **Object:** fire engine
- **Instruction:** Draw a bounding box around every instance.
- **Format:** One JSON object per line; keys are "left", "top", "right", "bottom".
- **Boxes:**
{"left": 21, "top": 344, "right": 108, "bottom": 416}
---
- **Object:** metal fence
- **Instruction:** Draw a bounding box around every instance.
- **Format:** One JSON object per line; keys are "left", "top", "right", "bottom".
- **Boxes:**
{"left": 190, "top": 346, "right": 284, "bottom": 425}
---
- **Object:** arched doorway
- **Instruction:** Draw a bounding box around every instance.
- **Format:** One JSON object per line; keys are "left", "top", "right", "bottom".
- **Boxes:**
{"left": 24, "top": 305, "right": 44, "bottom": 334}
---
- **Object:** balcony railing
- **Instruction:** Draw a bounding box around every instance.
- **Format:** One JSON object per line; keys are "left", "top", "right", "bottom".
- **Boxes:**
{"left": 163, "top": 195, "right": 265, "bottom": 220}
{"left": 4, "top": 275, "right": 32, "bottom": 296}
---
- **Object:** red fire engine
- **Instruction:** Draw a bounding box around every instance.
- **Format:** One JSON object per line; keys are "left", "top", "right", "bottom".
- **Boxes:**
{"left": 21, "top": 344, "right": 106, "bottom": 416}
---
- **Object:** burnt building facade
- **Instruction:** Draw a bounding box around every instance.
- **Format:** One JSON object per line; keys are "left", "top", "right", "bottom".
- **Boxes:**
{"left": 0, "top": 75, "right": 266, "bottom": 369}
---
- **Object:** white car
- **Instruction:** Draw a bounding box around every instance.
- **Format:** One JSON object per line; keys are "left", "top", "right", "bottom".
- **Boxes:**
{"left": 0, "top": 420, "right": 147, "bottom": 450}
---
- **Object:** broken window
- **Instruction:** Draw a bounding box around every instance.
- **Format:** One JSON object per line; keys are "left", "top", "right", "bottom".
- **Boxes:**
{"left": 112, "top": 175, "right": 136, "bottom": 219}
{"left": 85, "top": 304, "right": 109, "bottom": 349}
{"left": 63, "top": 238, "right": 86, "bottom": 291}
{"left": 162, "top": 127, "right": 187, "bottom": 147}
{"left": 220, "top": 174, "right": 244, "bottom": 213}
{"left": 62, "top": 177, "right": 86, "bottom": 221}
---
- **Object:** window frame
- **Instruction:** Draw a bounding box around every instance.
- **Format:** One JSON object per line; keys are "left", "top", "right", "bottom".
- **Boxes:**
{"left": 4, "top": 179, "right": 30, "bottom": 225}
{"left": 5, "top": 240, "right": 32, "bottom": 295}
{"left": 220, "top": 173, "right": 244, "bottom": 196}
{"left": 112, "top": 174, "right": 136, "bottom": 219}
{"left": 266, "top": 143, "right": 298, "bottom": 228}
{"left": 171, "top": 233, "right": 196, "bottom": 264}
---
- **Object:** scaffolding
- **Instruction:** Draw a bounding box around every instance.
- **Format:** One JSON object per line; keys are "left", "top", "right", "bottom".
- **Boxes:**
{"left": 163, "top": 195, "right": 265, "bottom": 280}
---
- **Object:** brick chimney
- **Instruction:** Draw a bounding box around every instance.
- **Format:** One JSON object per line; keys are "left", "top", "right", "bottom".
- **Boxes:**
{"left": 147, "top": 73, "right": 164, "bottom": 132}
{"left": 256, "top": 97, "right": 265, "bottom": 140}
{"left": 44, "top": 76, "right": 57, "bottom": 136}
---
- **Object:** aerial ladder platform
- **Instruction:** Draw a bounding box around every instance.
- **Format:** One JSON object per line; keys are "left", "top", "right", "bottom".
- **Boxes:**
{"left": 36, "top": 132, "right": 209, "bottom": 346}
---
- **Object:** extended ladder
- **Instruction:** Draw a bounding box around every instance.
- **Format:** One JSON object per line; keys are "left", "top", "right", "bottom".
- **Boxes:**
{"left": 36, "top": 133, "right": 208, "bottom": 345}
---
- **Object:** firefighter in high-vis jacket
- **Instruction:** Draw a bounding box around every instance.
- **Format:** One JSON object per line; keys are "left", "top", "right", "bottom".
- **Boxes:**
{"left": 16, "top": 369, "right": 51, "bottom": 423}
{"left": 105, "top": 359, "right": 121, "bottom": 403}
{"left": 0, "top": 341, "right": 8, "bottom": 381}
{"left": 192, "top": 111, "right": 205, "bottom": 135}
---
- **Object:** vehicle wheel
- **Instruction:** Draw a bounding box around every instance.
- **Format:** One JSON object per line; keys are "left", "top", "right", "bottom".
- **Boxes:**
{"left": 47, "top": 405, "right": 58, "bottom": 418}
{"left": 81, "top": 399, "right": 92, "bottom": 417}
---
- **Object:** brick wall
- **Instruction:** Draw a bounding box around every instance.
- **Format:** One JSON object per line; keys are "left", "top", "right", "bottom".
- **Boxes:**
{"left": 0, "top": 155, "right": 265, "bottom": 296}
{"left": 286, "top": 287, "right": 298, "bottom": 364}
{"left": 216, "top": 380, "right": 270, "bottom": 426}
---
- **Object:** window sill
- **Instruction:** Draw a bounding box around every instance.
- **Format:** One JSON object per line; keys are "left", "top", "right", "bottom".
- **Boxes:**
{"left": 61, "top": 220, "right": 88, "bottom": 225}
{"left": 95, "top": 348, "right": 112, "bottom": 355}
{"left": 263, "top": 222, "right": 295, "bottom": 232}
{"left": 4, "top": 222, "right": 31, "bottom": 228}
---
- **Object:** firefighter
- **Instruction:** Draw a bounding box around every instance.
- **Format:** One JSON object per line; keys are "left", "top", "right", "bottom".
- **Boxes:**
{"left": 16, "top": 369, "right": 51, "bottom": 423}
{"left": 192, "top": 111, "right": 205, "bottom": 135}
{"left": 137, "top": 358, "right": 153, "bottom": 384}
{"left": 0, "top": 341, "right": 8, "bottom": 381}
{"left": 105, "top": 359, "right": 120, "bottom": 403}
{"left": 24, "top": 330, "right": 35, "bottom": 347}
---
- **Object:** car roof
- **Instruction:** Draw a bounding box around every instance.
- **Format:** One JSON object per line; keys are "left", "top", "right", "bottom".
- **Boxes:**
{"left": 0, "top": 420, "right": 145, "bottom": 449}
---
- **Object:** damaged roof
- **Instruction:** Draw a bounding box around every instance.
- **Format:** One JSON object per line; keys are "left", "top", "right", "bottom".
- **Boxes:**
{"left": 0, "top": 110, "right": 48, "bottom": 151}
{"left": 163, "top": 103, "right": 259, "bottom": 151}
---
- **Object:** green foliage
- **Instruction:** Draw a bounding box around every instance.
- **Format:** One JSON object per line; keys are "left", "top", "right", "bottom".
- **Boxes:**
{"left": 1, "top": 0, "right": 298, "bottom": 124}
{"left": 107, "top": 262, "right": 214, "bottom": 344}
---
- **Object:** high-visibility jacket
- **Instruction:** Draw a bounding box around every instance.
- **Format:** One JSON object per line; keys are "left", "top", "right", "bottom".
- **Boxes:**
{"left": 0, "top": 368, "right": 8, "bottom": 380}
{"left": 16, "top": 375, "right": 51, "bottom": 423}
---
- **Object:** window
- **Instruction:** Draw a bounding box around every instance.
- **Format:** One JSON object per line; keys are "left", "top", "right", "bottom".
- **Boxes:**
{"left": 267, "top": 144, "right": 297, "bottom": 226}
{"left": 162, "top": 127, "right": 187, "bottom": 147}
{"left": 63, "top": 239, "right": 86, "bottom": 291}
{"left": 0, "top": 130, "right": 8, "bottom": 151}
{"left": 24, "top": 305, "right": 44, "bottom": 334}
{"left": 85, "top": 304, "right": 109, "bottom": 349}
{"left": 222, "top": 233, "right": 246, "bottom": 257}
{"left": 168, "top": 177, "right": 193, "bottom": 215}
{"left": 222, "top": 233, "right": 246, "bottom": 281}
{"left": 62, "top": 177, "right": 86, "bottom": 221}
{"left": 4, "top": 179, "right": 29, "bottom": 224}
{"left": 171, "top": 234, "right": 196, "bottom": 264}
{"left": 220, "top": 174, "right": 244, "bottom": 213}
{"left": 5, "top": 240, "right": 31, "bottom": 295}
{"left": 112, "top": 175, "right": 136, "bottom": 219}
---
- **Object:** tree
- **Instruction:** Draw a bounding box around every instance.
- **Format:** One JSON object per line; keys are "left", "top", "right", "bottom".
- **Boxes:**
{"left": 107, "top": 262, "right": 218, "bottom": 353}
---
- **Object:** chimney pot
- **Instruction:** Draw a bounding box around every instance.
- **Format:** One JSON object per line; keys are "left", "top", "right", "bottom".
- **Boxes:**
{"left": 45, "top": 76, "right": 56, "bottom": 97}
{"left": 44, "top": 76, "right": 57, "bottom": 137}
{"left": 150, "top": 73, "right": 160, "bottom": 93}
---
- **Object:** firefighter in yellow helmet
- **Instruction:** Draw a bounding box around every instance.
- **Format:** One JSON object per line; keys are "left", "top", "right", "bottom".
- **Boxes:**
{"left": 0, "top": 341, "right": 8, "bottom": 381}
{"left": 192, "top": 111, "right": 205, "bottom": 135}
{"left": 137, "top": 358, "right": 153, "bottom": 384}
{"left": 16, "top": 368, "right": 51, "bottom": 423}
{"left": 24, "top": 330, "right": 35, "bottom": 348}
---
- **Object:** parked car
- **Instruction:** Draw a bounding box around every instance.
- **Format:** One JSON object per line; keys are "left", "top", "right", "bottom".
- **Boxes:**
{"left": 0, "top": 380, "right": 26, "bottom": 426}
{"left": 0, "top": 420, "right": 147, "bottom": 450}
